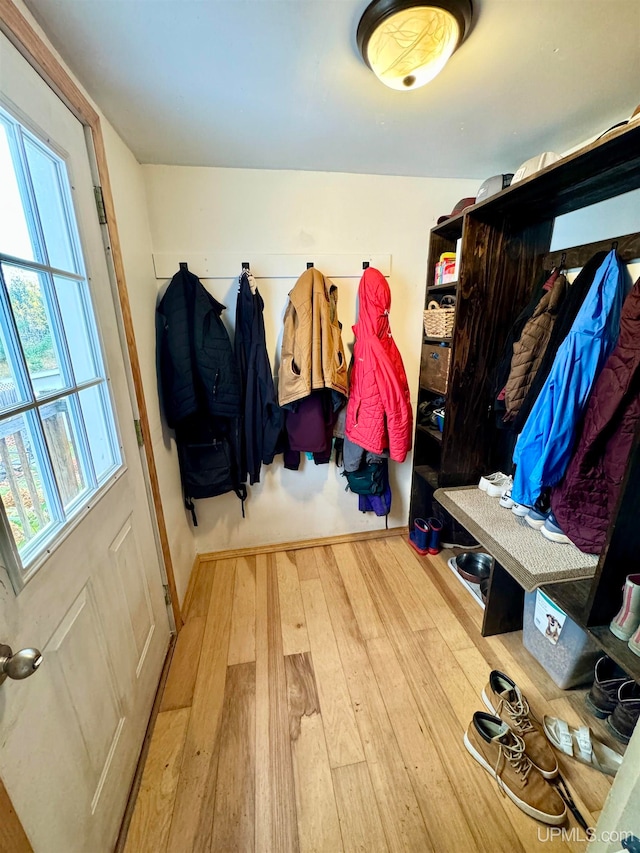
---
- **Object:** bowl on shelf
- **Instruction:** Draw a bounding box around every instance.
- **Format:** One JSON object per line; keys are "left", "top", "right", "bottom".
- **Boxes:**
{"left": 455, "top": 552, "right": 493, "bottom": 584}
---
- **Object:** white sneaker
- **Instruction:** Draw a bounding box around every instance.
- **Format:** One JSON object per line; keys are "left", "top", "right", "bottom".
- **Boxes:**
{"left": 487, "top": 475, "right": 513, "bottom": 498}
{"left": 479, "top": 472, "right": 505, "bottom": 492}
{"left": 511, "top": 502, "right": 531, "bottom": 517}
{"left": 500, "top": 489, "right": 515, "bottom": 509}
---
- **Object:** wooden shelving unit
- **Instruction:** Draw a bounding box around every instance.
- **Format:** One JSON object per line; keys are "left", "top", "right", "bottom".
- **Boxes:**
{"left": 408, "top": 120, "right": 640, "bottom": 674}
{"left": 427, "top": 281, "right": 458, "bottom": 293}
{"left": 416, "top": 424, "right": 443, "bottom": 444}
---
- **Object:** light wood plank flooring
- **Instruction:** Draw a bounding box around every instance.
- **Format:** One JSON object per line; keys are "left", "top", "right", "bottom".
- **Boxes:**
{"left": 124, "top": 533, "right": 620, "bottom": 853}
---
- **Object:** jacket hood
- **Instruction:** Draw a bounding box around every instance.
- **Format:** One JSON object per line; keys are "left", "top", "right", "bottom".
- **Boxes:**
{"left": 354, "top": 267, "right": 391, "bottom": 339}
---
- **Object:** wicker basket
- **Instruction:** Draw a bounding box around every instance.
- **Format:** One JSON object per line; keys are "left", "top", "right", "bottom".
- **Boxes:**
{"left": 423, "top": 298, "right": 455, "bottom": 338}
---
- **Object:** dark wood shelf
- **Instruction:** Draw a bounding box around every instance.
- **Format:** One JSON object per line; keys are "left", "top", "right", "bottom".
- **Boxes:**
{"left": 415, "top": 464, "right": 439, "bottom": 490}
{"left": 423, "top": 335, "right": 452, "bottom": 344}
{"left": 419, "top": 383, "right": 448, "bottom": 396}
{"left": 588, "top": 625, "right": 640, "bottom": 683}
{"left": 417, "top": 424, "right": 443, "bottom": 443}
{"left": 540, "top": 578, "right": 592, "bottom": 625}
{"left": 427, "top": 281, "right": 458, "bottom": 293}
{"left": 432, "top": 122, "right": 640, "bottom": 228}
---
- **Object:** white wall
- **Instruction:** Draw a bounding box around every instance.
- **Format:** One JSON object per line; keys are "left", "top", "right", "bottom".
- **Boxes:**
{"left": 143, "top": 166, "right": 480, "bottom": 554}
{"left": 100, "top": 127, "right": 196, "bottom": 605}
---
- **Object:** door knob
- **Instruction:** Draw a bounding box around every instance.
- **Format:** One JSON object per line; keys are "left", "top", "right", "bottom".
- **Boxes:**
{"left": 0, "top": 643, "right": 43, "bottom": 686}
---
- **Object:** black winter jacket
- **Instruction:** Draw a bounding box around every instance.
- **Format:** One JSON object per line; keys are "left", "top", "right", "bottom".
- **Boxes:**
{"left": 158, "top": 268, "right": 240, "bottom": 428}
{"left": 234, "top": 273, "right": 283, "bottom": 485}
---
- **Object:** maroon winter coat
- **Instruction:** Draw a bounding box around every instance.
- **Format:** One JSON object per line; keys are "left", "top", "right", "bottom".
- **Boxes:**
{"left": 551, "top": 277, "right": 640, "bottom": 553}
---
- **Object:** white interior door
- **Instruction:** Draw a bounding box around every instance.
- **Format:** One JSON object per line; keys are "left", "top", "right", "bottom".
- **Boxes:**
{"left": 0, "top": 30, "right": 171, "bottom": 853}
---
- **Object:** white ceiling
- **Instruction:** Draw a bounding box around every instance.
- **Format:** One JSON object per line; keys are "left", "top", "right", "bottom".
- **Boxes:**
{"left": 24, "top": 0, "right": 640, "bottom": 180}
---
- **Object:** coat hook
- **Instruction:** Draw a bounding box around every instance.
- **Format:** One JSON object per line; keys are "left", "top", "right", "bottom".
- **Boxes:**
{"left": 612, "top": 240, "right": 619, "bottom": 250}
{"left": 179, "top": 261, "right": 188, "bottom": 271}
{"left": 362, "top": 261, "right": 370, "bottom": 269}
{"left": 560, "top": 252, "right": 566, "bottom": 268}
{"left": 242, "top": 262, "right": 250, "bottom": 270}
{"left": 307, "top": 262, "right": 314, "bottom": 269}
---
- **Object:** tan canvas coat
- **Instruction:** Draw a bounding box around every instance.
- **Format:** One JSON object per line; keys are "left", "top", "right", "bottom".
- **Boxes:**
{"left": 504, "top": 274, "right": 568, "bottom": 418}
{"left": 278, "top": 268, "right": 348, "bottom": 407}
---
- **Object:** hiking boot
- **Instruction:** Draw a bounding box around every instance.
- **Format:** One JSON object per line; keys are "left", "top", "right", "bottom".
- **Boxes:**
{"left": 464, "top": 712, "right": 566, "bottom": 825}
{"left": 482, "top": 670, "right": 558, "bottom": 778}
{"left": 607, "top": 681, "right": 640, "bottom": 744}
{"left": 585, "top": 656, "right": 630, "bottom": 719}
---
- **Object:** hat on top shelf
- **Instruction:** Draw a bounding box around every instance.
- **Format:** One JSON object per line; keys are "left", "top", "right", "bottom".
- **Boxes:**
{"left": 475, "top": 173, "right": 514, "bottom": 202}
{"left": 437, "top": 196, "right": 476, "bottom": 225}
{"left": 511, "top": 152, "right": 562, "bottom": 185}
{"left": 597, "top": 103, "right": 640, "bottom": 140}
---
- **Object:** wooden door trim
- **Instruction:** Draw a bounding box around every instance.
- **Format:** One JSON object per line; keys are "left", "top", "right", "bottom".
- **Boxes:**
{"left": 0, "top": 777, "right": 32, "bottom": 853}
{"left": 0, "top": 0, "right": 182, "bottom": 630}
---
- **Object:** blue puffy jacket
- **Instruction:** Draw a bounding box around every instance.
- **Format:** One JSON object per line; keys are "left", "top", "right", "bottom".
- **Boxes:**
{"left": 512, "top": 251, "right": 630, "bottom": 507}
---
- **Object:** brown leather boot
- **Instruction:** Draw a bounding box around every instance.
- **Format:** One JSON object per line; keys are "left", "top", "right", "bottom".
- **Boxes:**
{"left": 607, "top": 681, "right": 640, "bottom": 744}
{"left": 482, "top": 670, "right": 558, "bottom": 778}
{"left": 585, "top": 656, "right": 630, "bottom": 719}
{"left": 464, "top": 712, "right": 566, "bottom": 825}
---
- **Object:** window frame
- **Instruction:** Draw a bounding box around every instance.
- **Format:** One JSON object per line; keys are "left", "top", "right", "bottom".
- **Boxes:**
{"left": 0, "top": 101, "right": 123, "bottom": 592}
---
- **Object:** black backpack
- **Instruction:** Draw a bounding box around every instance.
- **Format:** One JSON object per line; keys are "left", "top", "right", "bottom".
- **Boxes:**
{"left": 175, "top": 415, "right": 246, "bottom": 524}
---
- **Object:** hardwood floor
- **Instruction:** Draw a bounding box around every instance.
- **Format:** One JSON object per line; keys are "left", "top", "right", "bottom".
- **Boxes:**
{"left": 124, "top": 533, "right": 620, "bottom": 852}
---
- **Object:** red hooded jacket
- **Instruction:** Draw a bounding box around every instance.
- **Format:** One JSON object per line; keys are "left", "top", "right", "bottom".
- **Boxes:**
{"left": 345, "top": 268, "right": 413, "bottom": 462}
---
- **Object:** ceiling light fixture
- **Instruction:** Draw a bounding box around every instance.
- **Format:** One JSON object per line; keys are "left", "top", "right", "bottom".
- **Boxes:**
{"left": 357, "top": 0, "right": 472, "bottom": 91}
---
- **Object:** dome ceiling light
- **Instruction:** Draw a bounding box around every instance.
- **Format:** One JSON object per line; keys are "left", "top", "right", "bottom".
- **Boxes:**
{"left": 357, "top": 0, "right": 473, "bottom": 91}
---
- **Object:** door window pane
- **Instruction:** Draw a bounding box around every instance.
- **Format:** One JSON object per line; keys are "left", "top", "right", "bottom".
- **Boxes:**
{"left": 3, "top": 264, "right": 68, "bottom": 398}
{"left": 54, "top": 275, "right": 99, "bottom": 383}
{"left": 23, "top": 136, "right": 78, "bottom": 274}
{"left": 40, "top": 396, "right": 88, "bottom": 509}
{"left": 0, "top": 120, "right": 36, "bottom": 262}
{"left": 78, "top": 384, "right": 118, "bottom": 482}
{"left": 0, "top": 299, "right": 30, "bottom": 412}
{"left": 0, "top": 411, "right": 53, "bottom": 553}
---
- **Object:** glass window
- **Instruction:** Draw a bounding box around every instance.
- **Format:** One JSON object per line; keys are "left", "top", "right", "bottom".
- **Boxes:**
{"left": 0, "top": 104, "right": 121, "bottom": 581}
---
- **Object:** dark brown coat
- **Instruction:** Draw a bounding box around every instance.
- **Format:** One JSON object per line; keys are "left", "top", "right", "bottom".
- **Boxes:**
{"left": 504, "top": 275, "right": 568, "bottom": 419}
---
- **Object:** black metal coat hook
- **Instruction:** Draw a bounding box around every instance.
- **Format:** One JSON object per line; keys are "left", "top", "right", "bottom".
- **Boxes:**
{"left": 307, "top": 262, "right": 314, "bottom": 269}
{"left": 363, "top": 261, "right": 370, "bottom": 269}
{"left": 179, "top": 261, "right": 188, "bottom": 271}
{"left": 242, "top": 262, "right": 250, "bottom": 271}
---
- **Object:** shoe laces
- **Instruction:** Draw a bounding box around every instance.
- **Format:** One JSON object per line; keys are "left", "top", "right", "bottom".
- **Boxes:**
{"left": 496, "top": 692, "right": 535, "bottom": 734}
{"left": 493, "top": 732, "right": 532, "bottom": 794}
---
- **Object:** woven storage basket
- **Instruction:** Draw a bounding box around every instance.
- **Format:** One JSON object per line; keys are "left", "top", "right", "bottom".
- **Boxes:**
{"left": 423, "top": 298, "right": 455, "bottom": 338}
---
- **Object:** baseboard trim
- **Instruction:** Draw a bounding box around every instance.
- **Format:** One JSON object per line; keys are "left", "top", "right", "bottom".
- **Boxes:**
{"left": 180, "top": 552, "right": 204, "bottom": 622}
{"left": 197, "top": 525, "right": 408, "bottom": 564}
